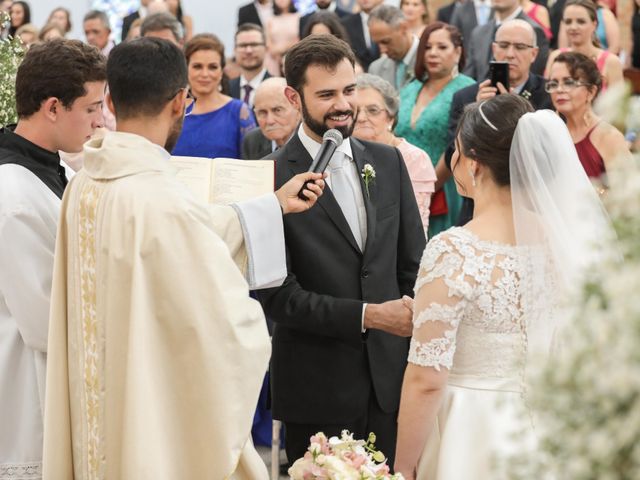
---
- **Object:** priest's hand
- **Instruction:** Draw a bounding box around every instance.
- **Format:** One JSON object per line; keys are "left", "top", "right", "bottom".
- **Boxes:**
{"left": 276, "top": 172, "right": 326, "bottom": 214}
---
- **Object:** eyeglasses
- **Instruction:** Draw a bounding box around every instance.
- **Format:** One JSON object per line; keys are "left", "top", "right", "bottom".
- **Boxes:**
{"left": 493, "top": 41, "right": 535, "bottom": 51}
{"left": 236, "top": 42, "right": 265, "bottom": 50}
{"left": 359, "top": 105, "right": 387, "bottom": 117}
{"left": 168, "top": 87, "right": 196, "bottom": 116}
{"left": 545, "top": 78, "right": 591, "bottom": 93}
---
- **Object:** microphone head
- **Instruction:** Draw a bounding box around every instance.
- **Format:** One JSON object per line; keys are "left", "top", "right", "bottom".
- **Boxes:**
{"left": 323, "top": 129, "right": 343, "bottom": 146}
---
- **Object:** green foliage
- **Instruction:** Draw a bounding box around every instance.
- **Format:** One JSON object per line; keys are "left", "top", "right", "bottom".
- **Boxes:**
{"left": 0, "top": 11, "right": 24, "bottom": 127}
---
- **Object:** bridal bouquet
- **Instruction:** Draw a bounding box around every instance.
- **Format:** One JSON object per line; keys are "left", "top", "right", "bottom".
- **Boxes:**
{"left": 509, "top": 85, "right": 640, "bottom": 480}
{"left": 288, "top": 431, "right": 405, "bottom": 479}
{"left": 0, "top": 11, "right": 24, "bottom": 127}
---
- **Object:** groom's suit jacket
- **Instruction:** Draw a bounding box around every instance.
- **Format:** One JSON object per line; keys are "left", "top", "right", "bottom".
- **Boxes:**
{"left": 259, "top": 134, "right": 426, "bottom": 424}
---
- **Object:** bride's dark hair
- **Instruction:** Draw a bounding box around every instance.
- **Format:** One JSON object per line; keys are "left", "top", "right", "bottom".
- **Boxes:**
{"left": 454, "top": 94, "right": 533, "bottom": 187}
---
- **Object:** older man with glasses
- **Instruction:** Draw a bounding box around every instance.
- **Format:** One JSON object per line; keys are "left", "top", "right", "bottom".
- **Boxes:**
{"left": 442, "top": 19, "right": 553, "bottom": 225}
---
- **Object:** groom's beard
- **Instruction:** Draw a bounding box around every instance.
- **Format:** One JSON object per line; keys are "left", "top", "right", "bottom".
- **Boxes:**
{"left": 165, "top": 114, "right": 185, "bottom": 152}
{"left": 300, "top": 94, "right": 357, "bottom": 140}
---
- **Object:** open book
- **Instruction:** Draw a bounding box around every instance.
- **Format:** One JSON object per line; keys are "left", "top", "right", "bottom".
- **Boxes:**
{"left": 171, "top": 156, "right": 275, "bottom": 205}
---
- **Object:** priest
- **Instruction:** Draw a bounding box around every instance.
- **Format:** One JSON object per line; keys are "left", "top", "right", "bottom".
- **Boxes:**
{"left": 42, "top": 38, "right": 324, "bottom": 479}
{"left": 0, "top": 40, "right": 106, "bottom": 479}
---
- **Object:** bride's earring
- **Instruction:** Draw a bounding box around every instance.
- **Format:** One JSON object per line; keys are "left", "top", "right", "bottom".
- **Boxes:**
{"left": 469, "top": 169, "right": 476, "bottom": 187}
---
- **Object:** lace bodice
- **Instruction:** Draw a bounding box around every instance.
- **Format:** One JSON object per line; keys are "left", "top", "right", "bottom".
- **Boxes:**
{"left": 409, "top": 228, "right": 546, "bottom": 379}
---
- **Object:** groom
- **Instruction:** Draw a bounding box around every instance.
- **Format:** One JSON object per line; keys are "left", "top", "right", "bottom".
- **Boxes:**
{"left": 259, "top": 34, "right": 426, "bottom": 467}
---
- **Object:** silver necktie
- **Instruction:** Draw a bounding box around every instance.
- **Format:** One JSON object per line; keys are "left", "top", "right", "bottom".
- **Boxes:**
{"left": 329, "top": 152, "right": 364, "bottom": 250}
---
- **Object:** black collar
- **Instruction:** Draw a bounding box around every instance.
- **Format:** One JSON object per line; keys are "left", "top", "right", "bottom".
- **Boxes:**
{"left": 0, "top": 126, "right": 67, "bottom": 199}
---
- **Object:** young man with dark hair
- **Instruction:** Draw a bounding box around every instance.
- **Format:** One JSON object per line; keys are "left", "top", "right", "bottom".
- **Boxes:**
{"left": 42, "top": 37, "right": 324, "bottom": 480}
{"left": 0, "top": 38, "right": 106, "bottom": 478}
{"left": 230, "top": 23, "right": 271, "bottom": 106}
{"left": 260, "top": 34, "right": 426, "bottom": 466}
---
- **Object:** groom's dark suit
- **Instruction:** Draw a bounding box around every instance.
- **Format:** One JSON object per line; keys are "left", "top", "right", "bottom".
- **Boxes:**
{"left": 259, "top": 133, "right": 425, "bottom": 464}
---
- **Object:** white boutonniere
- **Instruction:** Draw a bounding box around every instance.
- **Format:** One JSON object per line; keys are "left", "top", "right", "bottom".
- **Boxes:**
{"left": 521, "top": 90, "right": 532, "bottom": 101}
{"left": 361, "top": 163, "right": 376, "bottom": 198}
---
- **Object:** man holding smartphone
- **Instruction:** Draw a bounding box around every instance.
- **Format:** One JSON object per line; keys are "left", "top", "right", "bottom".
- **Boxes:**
{"left": 444, "top": 19, "right": 553, "bottom": 224}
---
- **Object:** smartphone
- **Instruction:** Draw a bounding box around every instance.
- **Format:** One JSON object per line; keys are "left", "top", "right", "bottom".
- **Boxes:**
{"left": 489, "top": 61, "right": 509, "bottom": 93}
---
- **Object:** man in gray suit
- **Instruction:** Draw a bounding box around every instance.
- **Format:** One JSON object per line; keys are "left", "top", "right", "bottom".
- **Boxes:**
{"left": 463, "top": 0, "right": 549, "bottom": 81}
{"left": 242, "top": 77, "right": 300, "bottom": 159}
{"left": 449, "top": 0, "right": 492, "bottom": 53}
{"left": 367, "top": 5, "right": 419, "bottom": 91}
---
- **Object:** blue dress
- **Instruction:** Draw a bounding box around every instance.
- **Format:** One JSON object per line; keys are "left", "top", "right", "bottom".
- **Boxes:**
{"left": 395, "top": 75, "right": 475, "bottom": 239}
{"left": 172, "top": 99, "right": 256, "bottom": 159}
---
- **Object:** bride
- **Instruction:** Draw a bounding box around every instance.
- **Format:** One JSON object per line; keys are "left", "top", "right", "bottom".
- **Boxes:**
{"left": 394, "top": 94, "right": 612, "bottom": 479}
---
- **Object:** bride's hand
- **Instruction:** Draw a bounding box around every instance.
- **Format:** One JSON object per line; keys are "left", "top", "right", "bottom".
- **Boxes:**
{"left": 394, "top": 466, "right": 416, "bottom": 480}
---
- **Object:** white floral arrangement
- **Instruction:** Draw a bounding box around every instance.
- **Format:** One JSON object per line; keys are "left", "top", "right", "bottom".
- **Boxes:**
{"left": 0, "top": 11, "right": 24, "bottom": 128}
{"left": 508, "top": 85, "right": 640, "bottom": 479}
{"left": 288, "top": 431, "right": 404, "bottom": 479}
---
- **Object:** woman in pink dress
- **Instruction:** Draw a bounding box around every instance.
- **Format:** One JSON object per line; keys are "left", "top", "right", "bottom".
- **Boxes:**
{"left": 265, "top": 0, "right": 300, "bottom": 75}
{"left": 353, "top": 73, "right": 436, "bottom": 233}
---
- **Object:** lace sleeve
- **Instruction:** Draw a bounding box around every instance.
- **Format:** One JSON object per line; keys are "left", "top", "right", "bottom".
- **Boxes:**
{"left": 408, "top": 233, "right": 470, "bottom": 371}
{"left": 238, "top": 102, "right": 257, "bottom": 154}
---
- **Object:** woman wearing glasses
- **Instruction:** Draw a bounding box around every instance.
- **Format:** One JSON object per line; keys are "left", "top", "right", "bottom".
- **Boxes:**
{"left": 172, "top": 34, "right": 256, "bottom": 159}
{"left": 545, "top": 0, "right": 623, "bottom": 91}
{"left": 353, "top": 74, "right": 436, "bottom": 232}
{"left": 547, "top": 52, "right": 629, "bottom": 180}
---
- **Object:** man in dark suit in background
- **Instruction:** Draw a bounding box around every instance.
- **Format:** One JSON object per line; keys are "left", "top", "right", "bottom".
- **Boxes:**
{"left": 446, "top": 19, "right": 552, "bottom": 224}
{"left": 300, "top": 0, "right": 350, "bottom": 37}
{"left": 229, "top": 23, "right": 271, "bottom": 107}
{"left": 237, "top": 0, "right": 273, "bottom": 27}
{"left": 463, "top": 0, "right": 549, "bottom": 80}
{"left": 242, "top": 77, "right": 300, "bottom": 159}
{"left": 259, "top": 34, "right": 425, "bottom": 468}
{"left": 341, "top": 0, "right": 383, "bottom": 70}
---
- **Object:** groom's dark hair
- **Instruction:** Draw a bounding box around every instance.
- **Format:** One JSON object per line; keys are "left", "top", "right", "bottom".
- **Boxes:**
{"left": 106, "top": 37, "right": 188, "bottom": 120}
{"left": 454, "top": 94, "right": 533, "bottom": 188}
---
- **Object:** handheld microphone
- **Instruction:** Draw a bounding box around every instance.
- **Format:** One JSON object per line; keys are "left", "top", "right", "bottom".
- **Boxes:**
{"left": 298, "top": 129, "right": 343, "bottom": 200}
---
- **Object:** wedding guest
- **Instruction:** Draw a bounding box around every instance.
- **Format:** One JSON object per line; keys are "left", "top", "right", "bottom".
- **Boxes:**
{"left": 140, "top": 12, "right": 183, "bottom": 46}
{"left": 229, "top": 23, "right": 271, "bottom": 107}
{"left": 548, "top": 52, "right": 630, "bottom": 180}
{"left": 38, "top": 22, "right": 65, "bottom": 42}
{"left": 238, "top": 0, "right": 273, "bottom": 28}
{"left": 172, "top": 34, "right": 256, "bottom": 159}
{"left": 353, "top": 73, "right": 436, "bottom": 232}
{"left": 83, "top": 10, "right": 114, "bottom": 57}
{"left": 121, "top": 0, "right": 150, "bottom": 42}
{"left": 445, "top": 19, "right": 552, "bottom": 225}
{"left": 523, "top": 0, "right": 553, "bottom": 39}
{"left": 395, "top": 22, "right": 474, "bottom": 238}
{"left": 301, "top": 11, "right": 350, "bottom": 43}
{"left": 557, "top": 1, "right": 620, "bottom": 53}
{"left": 15, "top": 23, "right": 37, "bottom": 47}
{"left": 399, "top": 0, "right": 428, "bottom": 37}
{"left": 546, "top": 0, "right": 623, "bottom": 89}
{"left": 368, "top": 5, "right": 419, "bottom": 91}
{"left": 265, "top": 0, "right": 300, "bottom": 75}
{"left": 463, "top": 0, "right": 549, "bottom": 80}
{"left": 124, "top": 17, "right": 142, "bottom": 41}
{"left": 166, "top": 0, "right": 193, "bottom": 41}
{"left": 46, "top": 7, "right": 72, "bottom": 35}
{"left": 8, "top": 0, "right": 29, "bottom": 37}
{"left": 299, "top": 0, "right": 350, "bottom": 37}
{"left": 242, "top": 77, "right": 300, "bottom": 159}
{"left": 341, "top": 0, "right": 384, "bottom": 70}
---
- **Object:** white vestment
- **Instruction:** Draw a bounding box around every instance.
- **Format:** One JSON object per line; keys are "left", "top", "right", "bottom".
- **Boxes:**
{"left": 0, "top": 165, "right": 58, "bottom": 480}
{"left": 43, "top": 132, "right": 283, "bottom": 479}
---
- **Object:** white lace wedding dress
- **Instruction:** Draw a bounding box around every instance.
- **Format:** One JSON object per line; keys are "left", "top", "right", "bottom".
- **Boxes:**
{"left": 410, "top": 227, "right": 549, "bottom": 479}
